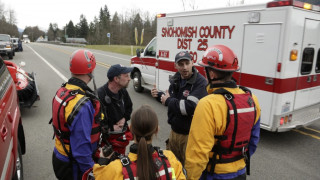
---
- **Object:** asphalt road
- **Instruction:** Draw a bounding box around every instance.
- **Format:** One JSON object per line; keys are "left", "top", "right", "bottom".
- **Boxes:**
{"left": 7, "top": 43, "right": 320, "bottom": 180}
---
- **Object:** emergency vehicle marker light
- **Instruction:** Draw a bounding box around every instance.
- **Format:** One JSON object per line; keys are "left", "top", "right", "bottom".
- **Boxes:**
{"left": 277, "top": 63, "right": 281, "bottom": 72}
{"left": 288, "top": 114, "right": 292, "bottom": 122}
{"left": 284, "top": 116, "right": 288, "bottom": 124}
{"left": 293, "top": 1, "right": 304, "bottom": 8}
{"left": 280, "top": 117, "right": 284, "bottom": 125}
{"left": 157, "top": 14, "right": 166, "bottom": 18}
{"left": 267, "top": 0, "right": 292, "bottom": 8}
{"left": 303, "top": 3, "right": 312, "bottom": 10}
{"left": 290, "top": 50, "right": 298, "bottom": 61}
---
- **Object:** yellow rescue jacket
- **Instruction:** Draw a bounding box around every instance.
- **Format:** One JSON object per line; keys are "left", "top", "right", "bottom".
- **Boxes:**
{"left": 185, "top": 84, "right": 261, "bottom": 179}
{"left": 93, "top": 150, "right": 186, "bottom": 180}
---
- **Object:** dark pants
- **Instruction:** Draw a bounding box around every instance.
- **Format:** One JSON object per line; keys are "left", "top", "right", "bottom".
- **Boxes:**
{"left": 52, "top": 152, "right": 73, "bottom": 180}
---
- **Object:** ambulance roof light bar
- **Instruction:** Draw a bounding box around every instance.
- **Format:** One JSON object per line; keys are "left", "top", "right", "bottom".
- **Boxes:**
{"left": 157, "top": 14, "right": 166, "bottom": 18}
{"left": 267, "top": 0, "right": 320, "bottom": 12}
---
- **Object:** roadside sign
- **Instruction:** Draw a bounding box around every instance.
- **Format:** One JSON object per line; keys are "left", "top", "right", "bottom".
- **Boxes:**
{"left": 107, "top": 33, "right": 110, "bottom": 38}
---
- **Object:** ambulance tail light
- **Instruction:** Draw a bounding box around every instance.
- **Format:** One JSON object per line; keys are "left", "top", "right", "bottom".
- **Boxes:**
{"left": 280, "top": 114, "right": 292, "bottom": 126}
{"left": 157, "top": 13, "right": 166, "bottom": 18}
{"left": 280, "top": 117, "right": 284, "bottom": 125}
{"left": 290, "top": 49, "right": 298, "bottom": 61}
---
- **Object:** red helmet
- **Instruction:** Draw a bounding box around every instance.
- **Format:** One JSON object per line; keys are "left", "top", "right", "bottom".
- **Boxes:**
{"left": 198, "top": 45, "right": 239, "bottom": 72}
{"left": 69, "top": 49, "right": 96, "bottom": 74}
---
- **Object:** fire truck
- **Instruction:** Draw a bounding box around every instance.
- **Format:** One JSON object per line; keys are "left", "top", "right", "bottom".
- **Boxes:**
{"left": 130, "top": 0, "right": 320, "bottom": 132}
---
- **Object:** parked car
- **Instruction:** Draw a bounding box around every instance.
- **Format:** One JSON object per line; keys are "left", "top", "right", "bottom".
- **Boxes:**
{"left": 0, "top": 34, "right": 15, "bottom": 59}
{"left": 0, "top": 56, "right": 26, "bottom": 180}
{"left": 11, "top": 38, "right": 19, "bottom": 52}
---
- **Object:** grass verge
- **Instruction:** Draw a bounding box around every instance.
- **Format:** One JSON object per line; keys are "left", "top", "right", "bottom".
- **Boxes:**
{"left": 86, "top": 45, "right": 144, "bottom": 56}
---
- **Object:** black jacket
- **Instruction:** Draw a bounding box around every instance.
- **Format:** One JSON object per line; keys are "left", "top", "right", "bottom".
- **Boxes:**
{"left": 157, "top": 67, "right": 208, "bottom": 135}
{"left": 97, "top": 82, "right": 133, "bottom": 131}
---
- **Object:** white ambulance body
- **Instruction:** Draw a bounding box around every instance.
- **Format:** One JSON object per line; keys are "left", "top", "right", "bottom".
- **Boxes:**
{"left": 130, "top": 0, "right": 320, "bottom": 132}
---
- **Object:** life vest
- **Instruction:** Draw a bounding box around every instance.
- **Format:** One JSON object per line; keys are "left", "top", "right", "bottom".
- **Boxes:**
{"left": 120, "top": 147, "right": 173, "bottom": 180}
{"left": 51, "top": 83, "right": 102, "bottom": 158}
{"left": 207, "top": 86, "right": 256, "bottom": 174}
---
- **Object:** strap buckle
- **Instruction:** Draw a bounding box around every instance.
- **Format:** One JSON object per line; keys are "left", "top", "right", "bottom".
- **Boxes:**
{"left": 120, "top": 156, "right": 130, "bottom": 166}
{"left": 242, "top": 146, "right": 248, "bottom": 161}
{"left": 224, "top": 94, "right": 232, "bottom": 100}
{"left": 70, "top": 90, "right": 79, "bottom": 96}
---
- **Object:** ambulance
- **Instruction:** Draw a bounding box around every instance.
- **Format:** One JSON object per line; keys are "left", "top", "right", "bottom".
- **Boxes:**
{"left": 130, "top": 0, "right": 320, "bottom": 132}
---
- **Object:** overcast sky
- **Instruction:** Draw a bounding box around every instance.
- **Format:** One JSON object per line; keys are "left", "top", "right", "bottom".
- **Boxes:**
{"left": 1, "top": 0, "right": 270, "bottom": 31}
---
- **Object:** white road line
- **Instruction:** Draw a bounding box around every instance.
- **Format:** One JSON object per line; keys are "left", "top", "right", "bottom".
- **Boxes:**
{"left": 28, "top": 45, "right": 68, "bottom": 82}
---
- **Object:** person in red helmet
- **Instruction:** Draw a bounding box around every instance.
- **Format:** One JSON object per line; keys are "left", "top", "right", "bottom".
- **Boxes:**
{"left": 51, "top": 49, "right": 106, "bottom": 180}
{"left": 185, "top": 45, "right": 261, "bottom": 180}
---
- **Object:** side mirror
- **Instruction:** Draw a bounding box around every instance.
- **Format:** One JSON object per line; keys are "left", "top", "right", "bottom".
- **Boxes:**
{"left": 19, "top": 61, "right": 26, "bottom": 67}
{"left": 136, "top": 48, "right": 141, "bottom": 57}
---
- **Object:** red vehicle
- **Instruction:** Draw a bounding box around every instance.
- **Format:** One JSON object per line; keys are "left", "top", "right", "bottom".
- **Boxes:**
{"left": 0, "top": 57, "right": 26, "bottom": 180}
{"left": 4, "top": 60, "right": 39, "bottom": 108}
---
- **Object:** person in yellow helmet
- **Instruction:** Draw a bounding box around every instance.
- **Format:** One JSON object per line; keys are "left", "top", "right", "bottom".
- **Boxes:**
{"left": 93, "top": 105, "right": 186, "bottom": 180}
{"left": 185, "top": 45, "right": 261, "bottom": 180}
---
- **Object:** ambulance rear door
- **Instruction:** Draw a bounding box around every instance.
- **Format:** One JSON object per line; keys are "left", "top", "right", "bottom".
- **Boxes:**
{"left": 294, "top": 18, "right": 320, "bottom": 110}
{"left": 240, "top": 23, "right": 281, "bottom": 128}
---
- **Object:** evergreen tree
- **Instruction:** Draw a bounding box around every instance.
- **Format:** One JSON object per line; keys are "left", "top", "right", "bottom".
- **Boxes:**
{"left": 78, "top": 14, "right": 89, "bottom": 39}
{"left": 110, "top": 12, "right": 120, "bottom": 45}
{"left": 67, "top": 20, "right": 76, "bottom": 38}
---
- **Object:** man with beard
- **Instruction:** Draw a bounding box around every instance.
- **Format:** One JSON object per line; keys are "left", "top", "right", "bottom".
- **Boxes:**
{"left": 97, "top": 64, "right": 133, "bottom": 155}
{"left": 151, "top": 51, "right": 207, "bottom": 165}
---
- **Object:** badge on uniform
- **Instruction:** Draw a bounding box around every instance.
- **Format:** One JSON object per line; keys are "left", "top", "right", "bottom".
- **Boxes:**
{"left": 183, "top": 90, "right": 190, "bottom": 97}
{"left": 154, "top": 158, "right": 163, "bottom": 170}
{"left": 247, "top": 97, "right": 253, "bottom": 107}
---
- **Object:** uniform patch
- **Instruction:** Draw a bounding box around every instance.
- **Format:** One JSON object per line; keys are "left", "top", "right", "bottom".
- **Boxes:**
{"left": 183, "top": 90, "right": 190, "bottom": 97}
{"left": 60, "top": 90, "right": 66, "bottom": 97}
{"left": 104, "top": 95, "right": 111, "bottom": 104}
{"left": 154, "top": 158, "right": 163, "bottom": 170}
{"left": 247, "top": 97, "right": 253, "bottom": 107}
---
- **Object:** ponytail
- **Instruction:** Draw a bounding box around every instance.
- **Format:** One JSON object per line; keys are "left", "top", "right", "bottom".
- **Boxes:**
{"left": 136, "top": 136, "right": 157, "bottom": 180}
{"left": 130, "top": 105, "right": 159, "bottom": 180}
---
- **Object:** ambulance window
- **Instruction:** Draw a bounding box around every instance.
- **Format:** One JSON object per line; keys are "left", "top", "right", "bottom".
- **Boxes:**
{"left": 145, "top": 39, "right": 156, "bottom": 57}
{"left": 300, "top": 48, "right": 314, "bottom": 75}
{"left": 316, "top": 49, "right": 320, "bottom": 73}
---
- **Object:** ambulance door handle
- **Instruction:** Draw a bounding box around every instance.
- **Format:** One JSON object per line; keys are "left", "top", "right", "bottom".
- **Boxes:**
{"left": 313, "top": 75, "right": 317, "bottom": 82}
{"left": 265, "top": 77, "right": 274, "bottom": 85}
{"left": 307, "top": 76, "right": 312, "bottom": 83}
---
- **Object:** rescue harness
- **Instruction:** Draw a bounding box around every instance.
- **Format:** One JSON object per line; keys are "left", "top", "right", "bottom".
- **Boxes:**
{"left": 206, "top": 86, "right": 256, "bottom": 175}
{"left": 49, "top": 81, "right": 104, "bottom": 161}
{"left": 120, "top": 145, "right": 172, "bottom": 180}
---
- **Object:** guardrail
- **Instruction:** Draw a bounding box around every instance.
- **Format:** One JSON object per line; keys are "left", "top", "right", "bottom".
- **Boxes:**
{"left": 38, "top": 41, "right": 86, "bottom": 47}
{"left": 60, "top": 43, "right": 86, "bottom": 47}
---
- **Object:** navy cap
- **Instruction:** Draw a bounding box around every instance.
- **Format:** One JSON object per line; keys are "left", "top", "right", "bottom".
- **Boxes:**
{"left": 107, "top": 64, "right": 133, "bottom": 80}
{"left": 175, "top": 51, "right": 192, "bottom": 63}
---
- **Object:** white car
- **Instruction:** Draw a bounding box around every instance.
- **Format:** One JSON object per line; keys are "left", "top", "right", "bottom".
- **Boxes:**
{"left": 24, "top": 38, "right": 30, "bottom": 43}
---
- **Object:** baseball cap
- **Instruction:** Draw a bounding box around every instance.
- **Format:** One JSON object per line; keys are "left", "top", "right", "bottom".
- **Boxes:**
{"left": 107, "top": 64, "right": 133, "bottom": 80}
{"left": 175, "top": 51, "right": 192, "bottom": 63}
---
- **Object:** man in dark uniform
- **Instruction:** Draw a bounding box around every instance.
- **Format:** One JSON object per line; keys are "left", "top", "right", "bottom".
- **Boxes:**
{"left": 151, "top": 51, "right": 208, "bottom": 165}
{"left": 97, "top": 64, "right": 133, "bottom": 155}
